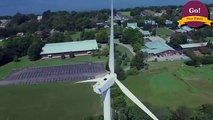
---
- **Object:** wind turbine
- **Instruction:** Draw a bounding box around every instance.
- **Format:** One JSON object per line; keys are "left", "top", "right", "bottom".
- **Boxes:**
{"left": 77, "top": 0, "right": 159, "bottom": 120}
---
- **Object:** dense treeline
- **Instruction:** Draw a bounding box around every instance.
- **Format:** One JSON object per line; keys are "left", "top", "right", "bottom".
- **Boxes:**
{"left": 0, "top": 10, "right": 110, "bottom": 38}
{"left": 0, "top": 35, "right": 43, "bottom": 66}
{"left": 184, "top": 41, "right": 213, "bottom": 66}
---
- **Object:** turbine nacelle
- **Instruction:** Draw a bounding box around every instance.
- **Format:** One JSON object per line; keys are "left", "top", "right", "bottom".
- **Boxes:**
{"left": 93, "top": 73, "right": 117, "bottom": 94}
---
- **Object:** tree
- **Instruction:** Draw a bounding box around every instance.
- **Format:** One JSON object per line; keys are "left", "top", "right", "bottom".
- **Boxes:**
{"left": 69, "top": 52, "right": 75, "bottom": 58}
{"left": 81, "top": 31, "right": 96, "bottom": 40}
{"left": 115, "top": 64, "right": 126, "bottom": 80}
{"left": 169, "top": 33, "right": 187, "bottom": 48}
{"left": 47, "top": 32, "right": 66, "bottom": 43}
{"left": 170, "top": 106, "right": 191, "bottom": 120}
{"left": 128, "top": 105, "right": 152, "bottom": 120}
{"left": 207, "top": 40, "right": 213, "bottom": 49}
{"left": 121, "top": 28, "right": 144, "bottom": 46}
{"left": 131, "top": 52, "right": 148, "bottom": 70}
{"left": 96, "top": 29, "right": 108, "bottom": 43}
{"left": 151, "top": 29, "right": 156, "bottom": 36}
{"left": 132, "top": 42, "right": 142, "bottom": 52}
{"left": 27, "top": 41, "right": 43, "bottom": 61}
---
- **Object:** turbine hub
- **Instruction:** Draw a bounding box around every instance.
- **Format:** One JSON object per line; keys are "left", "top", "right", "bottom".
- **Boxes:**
{"left": 93, "top": 73, "right": 116, "bottom": 94}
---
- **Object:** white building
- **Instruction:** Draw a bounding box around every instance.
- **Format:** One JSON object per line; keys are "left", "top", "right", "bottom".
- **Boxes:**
{"left": 37, "top": 16, "right": 43, "bottom": 22}
{"left": 127, "top": 23, "right": 138, "bottom": 29}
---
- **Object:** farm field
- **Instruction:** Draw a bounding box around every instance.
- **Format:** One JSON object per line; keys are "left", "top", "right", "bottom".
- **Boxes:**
{"left": 155, "top": 27, "right": 174, "bottom": 39}
{"left": 0, "top": 83, "right": 101, "bottom": 120}
{"left": 0, "top": 56, "right": 107, "bottom": 80}
{"left": 123, "top": 61, "right": 213, "bottom": 109}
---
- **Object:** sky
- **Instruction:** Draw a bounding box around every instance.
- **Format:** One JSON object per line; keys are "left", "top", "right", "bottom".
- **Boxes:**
{"left": 0, "top": 0, "right": 213, "bottom": 15}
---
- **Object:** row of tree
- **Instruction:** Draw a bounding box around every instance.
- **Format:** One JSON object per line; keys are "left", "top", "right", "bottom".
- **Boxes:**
{"left": 0, "top": 35, "right": 43, "bottom": 66}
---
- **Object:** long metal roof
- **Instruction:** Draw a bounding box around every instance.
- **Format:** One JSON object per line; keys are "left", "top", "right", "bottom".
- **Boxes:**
{"left": 142, "top": 41, "right": 174, "bottom": 54}
{"left": 40, "top": 40, "right": 98, "bottom": 55}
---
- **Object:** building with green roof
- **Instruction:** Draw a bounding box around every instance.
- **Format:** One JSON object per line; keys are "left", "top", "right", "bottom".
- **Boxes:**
{"left": 41, "top": 40, "right": 98, "bottom": 59}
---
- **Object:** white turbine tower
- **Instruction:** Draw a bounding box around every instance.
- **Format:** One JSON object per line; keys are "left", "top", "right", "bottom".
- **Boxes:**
{"left": 77, "top": 0, "right": 159, "bottom": 120}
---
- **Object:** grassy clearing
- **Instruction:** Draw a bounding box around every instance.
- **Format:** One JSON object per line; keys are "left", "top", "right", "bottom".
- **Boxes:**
{"left": 156, "top": 27, "right": 173, "bottom": 39}
{"left": 205, "top": 37, "right": 213, "bottom": 42}
{"left": 116, "top": 44, "right": 134, "bottom": 60}
{"left": 0, "top": 41, "right": 3, "bottom": 47}
{"left": 122, "top": 61, "right": 213, "bottom": 109}
{"left": 0, "top": 56, "right": 108, "bottom": 80}
{"left": 120, "top": 11, "right": 131, "bottom": 18}
{"left": 0, "top": 82, "right": 101, "bottom": 120}
{"left": 71, "top": 32, "right": 81, "bottom": 41}
{"left": 149, "top": 72, "right": 186, "bottom": 92}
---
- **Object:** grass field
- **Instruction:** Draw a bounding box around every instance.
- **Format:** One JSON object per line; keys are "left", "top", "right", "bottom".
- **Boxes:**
{"left": 0, "top": 55, "right": 106, "bottom": 120}
{"left": 0, "top": 82, "right": 101, "bottom": 120}
{"left": 116, "top": 44, "right": 134, "bottom": 60}
{"left": 0, "top": 56, "right": 107, "bottom": 80}
{"left": 156, "top": 27, "right": 174, "bottom": 39}
{"left": 205, "top": 37, "right": 213, "bottom": 42}
{"left": 0, "top": 41, "right": 3, "bottom": 47}
{"left": 71, "top": 32, "right": 81, "bottom": 41}
{"left": 123, "top": 61, "right": 213, "bottom": 109}
{"left": 120, "top": 11, "right": 131, "bottom": 18}
{"left": 1, "top": 50, "right": 213, "bottom": 119}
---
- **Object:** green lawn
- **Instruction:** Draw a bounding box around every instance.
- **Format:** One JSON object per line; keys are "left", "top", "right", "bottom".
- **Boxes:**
{"left": 0, "top": 82, "right": 101, "bottom": 120}
{"left": 0, "top": 55, "right": 107, "bottom": 120}
{"left": 0, "top": 41, "right": 3, "bottom": 47}
{"left": 156, "top": 28, "right": 174, "bottom": 39}
{"left": 205, "top": 37, "right": 213, "bottom": 42}
{"left": 71, "top": 32, "right": 81, "bottom": 41}
{"left": 85, "top": 28, "right": 96, "bottom": 32}
{"left": 120, "top": 11, "right": 131, "bottom": 18}
{"left": 116, "top": 44, "right": 134, "bottom": 60}
{"left": 0, "top": 56, "right": 107, "bottom": 80}
{"left": 149, "top": 72, "right": 186, "bottom": 92}
{"left": 122, "top": 61, "right": 213, "bottom": 109}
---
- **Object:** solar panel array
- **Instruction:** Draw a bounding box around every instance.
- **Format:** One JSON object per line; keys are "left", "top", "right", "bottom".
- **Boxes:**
{"left": 0, "top": 63, "right": 106, "bottom": 85}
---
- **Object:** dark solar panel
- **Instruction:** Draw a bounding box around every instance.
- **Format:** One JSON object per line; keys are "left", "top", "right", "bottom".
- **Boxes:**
{"left": 0, "top": 63, "right": 106, "bottom": 85}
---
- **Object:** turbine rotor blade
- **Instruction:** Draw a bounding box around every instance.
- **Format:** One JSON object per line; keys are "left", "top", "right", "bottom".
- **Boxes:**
{"left": 115, "top": 79, "right": 159, "bottom": 120}
{"left": 109, "top": 0, "right": 115, "bottom": 74}
{"left": 75, "top": 78, "right": 100, "bottom": 84}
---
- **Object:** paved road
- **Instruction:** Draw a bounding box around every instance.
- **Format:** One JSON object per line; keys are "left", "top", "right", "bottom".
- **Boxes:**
{"left": 115, "top": 42, "right": 136, "bottom": 56}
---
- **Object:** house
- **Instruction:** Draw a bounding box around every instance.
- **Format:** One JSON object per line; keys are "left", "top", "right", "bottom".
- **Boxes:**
{"left": 144, "top": 20, "right": 157, "bottom": 25}
{"left": 140, "top": 10, "right": 154, "bottom": 16}
{"left": 40, "top": 40, "right": 99, "bottom": 59}
{"left": 180, "top": 42, "right": 208, "bottom": 50}
{"left": 142, "top": 37, "right": 188, "bottom": 61}
{"left": 165, "top": 20, "right": 173, "bottom": 25}
{"left": 139, "top": 29, "right": 151, "bottom": 36}
{"left": 16, "top": 32, "right": 24, "bottom": 37}
{"left": 146, "top": 36, "right": 166, "bottom": 42}
{"left": 127, "top": 23, "right": 138, "bottom": 29}
{"left": 37, "top": 16, "right": 42, "bottom": 22}
{"left": 175, "top": 26, "right": 193, "bottom": 33}
{"left": 96, "top": 22, "right": 105, "bottom": 29}
{"left": 154, "top": 12, "right": 163, "bottom": 17}
{"left": 0, "top": 19, "right": 10, "bottom": 28}
{"left": 114, "top": 12, "right": 129, "bottom": 22}
{"left": 181, "top": 26, "right": 193, "bottom": 32}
